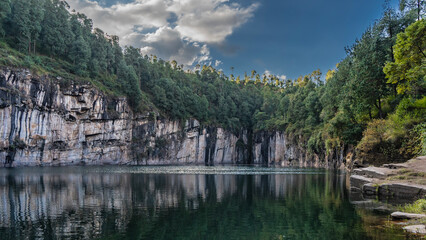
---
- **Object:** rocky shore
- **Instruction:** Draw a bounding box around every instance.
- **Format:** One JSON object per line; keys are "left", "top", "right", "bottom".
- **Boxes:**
{"left": 350, "top": 156, "right": 426, "bottom": 235}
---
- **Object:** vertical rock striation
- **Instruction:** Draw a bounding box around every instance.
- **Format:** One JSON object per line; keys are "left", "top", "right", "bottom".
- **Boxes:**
{"left": 0, "top": 69, "right": 351, "bottom": 168}
{"left": 252, "top": 131, "right": 351, "bottom": 168}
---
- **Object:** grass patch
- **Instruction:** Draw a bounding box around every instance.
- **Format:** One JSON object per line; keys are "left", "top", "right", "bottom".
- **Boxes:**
{"left": 407, "top": 172, "right": 426, "bottom": 177}
{"left": 1, "top": 41, "right": 122, "bottom": 97}
{"left": 0, "top": 40, "right": 155, "bottom": 113}
{"left": 389, "top": 175, "right": 409, "bottom": 180}
{"left": 399, "top": 199, "right": 426, "bottom": 214}
{"left": 397, "top": 169, "right": 411, "bottom": 174}
{"left": 387, "top": 169, "right": 426, "bottom": 184}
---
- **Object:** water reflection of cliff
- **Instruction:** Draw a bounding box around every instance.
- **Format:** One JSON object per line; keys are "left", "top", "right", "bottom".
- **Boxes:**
{"left": 0, "top": 167, "right": 381, "bottom": 239}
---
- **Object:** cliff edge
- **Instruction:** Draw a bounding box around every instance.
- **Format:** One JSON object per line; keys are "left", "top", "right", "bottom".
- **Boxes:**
{"left": 0, "top": 69, "right": 351, "bottom": 167}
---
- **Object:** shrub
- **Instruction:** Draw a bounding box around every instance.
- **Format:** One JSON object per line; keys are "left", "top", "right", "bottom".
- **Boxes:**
{"left": 400, "top": 123, "right": 426, "bottom": 157}
{"left": 399, "top": 199, "right": 426, "bottom": 214}
{"left": 356, "top": 119, "right": 404, "bottom": 165}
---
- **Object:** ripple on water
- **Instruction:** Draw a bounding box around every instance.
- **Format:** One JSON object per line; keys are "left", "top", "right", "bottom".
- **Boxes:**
{"left": 81, "top": 165, "right": 327, "bottom": 175}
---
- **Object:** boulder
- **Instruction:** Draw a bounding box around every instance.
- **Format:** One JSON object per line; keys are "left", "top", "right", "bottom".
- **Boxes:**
{"left": 363, "top": 183, "right": 378, "bottom": 195}
{"left": 352, "top": 167, "right": 388, "bottom": 179}
{"left": 382, "top": 163, "right": 407, "bottom": 169}
{"left": 378, "top": 183, "right": 426, "bottom": 199}
{"left": 403, "top": 225, "right": 426, "bottom": 234}
{"left": 391, "top": 212, "right": 426, "bottom": 220}
{"left": 350, "top": 175, "right": 373, "bottom": 190}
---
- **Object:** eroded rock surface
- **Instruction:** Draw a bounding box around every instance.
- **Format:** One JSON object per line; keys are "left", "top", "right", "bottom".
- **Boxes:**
{"left": 349, "top": 157, "right": 426, "bottom": 200}
{"left": 391, "top": 212, "right": 426, "bottom": 220}
{"left": 0, "top": 69, "right": 351, "bottom": 167}
{"left": 403, "top": 225, "right": 426, "bottom": 234}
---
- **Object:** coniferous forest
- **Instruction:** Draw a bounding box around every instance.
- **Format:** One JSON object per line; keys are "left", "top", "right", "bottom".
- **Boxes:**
{"left": 0, "top": 0, "right": 425, "bottom": 164}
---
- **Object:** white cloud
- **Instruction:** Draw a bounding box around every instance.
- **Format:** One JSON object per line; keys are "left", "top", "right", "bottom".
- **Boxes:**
{"left": 67, "top": 0, "right": 259, "bottom": 67}
{"left": 263, "top": 70, "right": 272, "bottom": 76}
{"left": 171, "top": 0, "right": 259, "bottom": 43}
{"left": 263, "top": 70, "right": 287, "bottom": 80}
{"left": 128, "top": 26, "right": 209, "bottom": 65}
{"left": 68, "top": 0, "right": 169, "bottom": 38}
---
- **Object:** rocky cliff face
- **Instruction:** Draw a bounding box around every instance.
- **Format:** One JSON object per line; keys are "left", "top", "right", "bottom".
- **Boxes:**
{"left": 252, "top": 131, "right": 351, "bottom": 168}
{"left": 0, "top": 69, "right": 351, "bottom": 168}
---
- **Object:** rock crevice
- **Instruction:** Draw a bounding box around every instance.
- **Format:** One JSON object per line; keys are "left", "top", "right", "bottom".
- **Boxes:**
{"left": 0, "top": 69, "right": 349, "bottom": 167}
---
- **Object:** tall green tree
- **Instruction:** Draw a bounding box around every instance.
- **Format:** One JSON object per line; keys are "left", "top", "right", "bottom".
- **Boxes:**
{"left": 69, "top": 35, "right": 91, "bottom": 76}
{"left": 349, "top": 26, "right": 390, "bottom": 119}
{"left": 89, "top": 28, "right": 108, "bottom": 74}
{"left": 28, "top": 0, "right": 44, "bottom": 54}
{"left": 40, "top": 0, "right": 73, "bottom": 56}
{"left": 110, "top": 35, "right": 122, "bottom": 74}
{"left": 0, "top": 0, "right": 10, "bottom": 37}
{"left": 117, "top": 60, "right": 143, "bottom": 110}
{"left": 399, "top": 0, "right": 425, "bottom": 20}
{"left": 10, "top": 0, "right": 31, "bottom": 52}
{"left": 384, "top": 19, "right": 426, "bottom": 97}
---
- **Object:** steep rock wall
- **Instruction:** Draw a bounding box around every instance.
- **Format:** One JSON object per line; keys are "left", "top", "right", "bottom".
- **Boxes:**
{"left": 0, "top": 69, "right": 351, "bottom": 168}
{"left": 253, "top": 131, "right": 353, "bottom": 168}
{"left": 0, "top": 69, "right": 248, "bottom": 167}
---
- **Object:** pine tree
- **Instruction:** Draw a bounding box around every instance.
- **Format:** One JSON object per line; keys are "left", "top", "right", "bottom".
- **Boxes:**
{"left": 70, "top": 35, "right": 91, "bottom": 76}
{"left": 40, "top": 0, "right": 73, "bottom": 57}
{"left": 10, "top": 0, "right": 31, "bottom": 52}
{"left": 384, "top": 20, "right": 426, "bottom": 97}
{"left": 28, "top": 0, "right": 44, "bottom": 54}
{"left": 117, "top": 60, "right": 143, "bottom": 110}
{"left": 0, "top": 0, "right": 11, "bottom": 37}
{"left": 89, "top": 28, "right": 108, "bottom": 74}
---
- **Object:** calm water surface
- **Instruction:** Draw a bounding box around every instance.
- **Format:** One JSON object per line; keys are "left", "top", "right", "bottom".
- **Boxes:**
{"left": 0, "top": 166, "right": 405, "bottom": 239}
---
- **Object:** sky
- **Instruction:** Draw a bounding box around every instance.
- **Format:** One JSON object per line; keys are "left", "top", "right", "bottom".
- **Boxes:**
{"left": 67, "top": 0, "right": 399, "bottom": 80}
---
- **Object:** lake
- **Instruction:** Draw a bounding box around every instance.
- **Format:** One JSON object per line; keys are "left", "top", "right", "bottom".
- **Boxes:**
{"left": 0, "top": 166, "right": 406, "bottom": 239}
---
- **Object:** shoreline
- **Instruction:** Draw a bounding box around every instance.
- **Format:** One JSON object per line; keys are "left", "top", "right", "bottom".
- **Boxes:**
{"left": 349, "top": 156, "right": 426, "bottom": 235}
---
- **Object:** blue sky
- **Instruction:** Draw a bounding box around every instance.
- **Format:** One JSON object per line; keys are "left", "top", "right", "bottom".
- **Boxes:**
{"left": 68, "top": 0, "right": 398, "bottom": 80}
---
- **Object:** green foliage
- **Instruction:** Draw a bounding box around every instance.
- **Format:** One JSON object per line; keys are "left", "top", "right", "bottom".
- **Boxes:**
{"left": 384, "top": 19, "right": 426, "bottom": 97}
{"left": 40, "top": 0, "right": 73, "bottom": 57}
{"left": 117, "top": 60, "right": 143, "bottom": 111}
{"left": 307, "top": 130, "right": 323, "bottom": 154}
{"left": 9, "top": 0, "right": 31, "bottom": 52}
{"left": 399, "top": 198, "right": 426, "bottom": 214}
{"left": 356, "top": 119, "right": 403, "bottom": 164}
{"left": 356, "top": 96, "right": 425, "bottom": 164}
{"left": 350, "top": 26, "right": 391, "bottom": 119}
{"left": 69, "top": 35, "right": 91, "bottom": 76}
{"left": 400, "top": 121, "right": 426, "bottom": 157}
{"left": 0, "top": 0, "right": 10, "bottom": 36}
{"left": 393, "top": 97, "right": 426, "bottom": 125}
{"left": 399, "top": 0, "right": 426, "bottom": 20}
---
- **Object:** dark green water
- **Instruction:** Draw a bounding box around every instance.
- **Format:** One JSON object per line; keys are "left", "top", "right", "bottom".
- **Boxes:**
{"left": 0, "top": 166, "right": 405, "bottom": 239}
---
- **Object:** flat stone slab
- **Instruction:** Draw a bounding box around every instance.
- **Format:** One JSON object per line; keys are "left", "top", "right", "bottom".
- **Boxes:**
{"left": 373, "top": 205, "right": 392, "bottom": 213}
{"left": 391, "top": 212, "right": 426, "bottom": 220}
{"left": 352, "top": 167, "right": 389, "bottom": 179}
{"left": 363, "top": 183, "right": 378, "bottom": 195}
{"left": 382, "top": 163, "right": 407, "bottom": 169}
{"left": 406, "top": 156, "right": 426, "bottom": 173}
{"left": 378, "top": 183, "right": 426, "bottom": 199}
{"left": 403, "top": 225, "right": 426, "bottom": 234}
{"left": 350, "top": 200, "right": 375, "bottom": 205}
{"left": 350, "top": 175, "right": 373, "bottom": 190}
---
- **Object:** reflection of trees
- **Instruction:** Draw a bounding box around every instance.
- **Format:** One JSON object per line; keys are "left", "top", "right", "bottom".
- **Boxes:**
{"left": 117, "top": 173, "right": 369, "bottom": 240}
{"left": 355, "top": 208, "right": 406, "bottom": 240}
{"left": 0, "top": 168, "right": 401, "bottom": 239}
